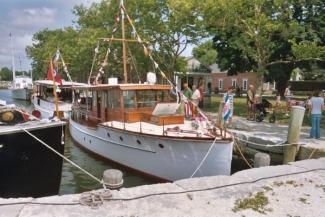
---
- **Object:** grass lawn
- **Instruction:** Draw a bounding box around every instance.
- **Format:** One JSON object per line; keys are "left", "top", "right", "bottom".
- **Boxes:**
{"left": 203, "top": 95, "right": 325, "bottom": 129}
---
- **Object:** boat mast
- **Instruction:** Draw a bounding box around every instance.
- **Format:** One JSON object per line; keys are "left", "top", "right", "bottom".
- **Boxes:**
{"left": 120, "top": 0, "right": 128, "bottom": 83}
{"left": 9, "top": 33, "right": 16, "bottom": 87}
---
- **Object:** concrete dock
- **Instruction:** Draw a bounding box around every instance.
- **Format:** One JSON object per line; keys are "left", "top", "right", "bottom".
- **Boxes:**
{"left": 1, "top": 158, "right": 324, "bottom": 217}
{"left": 229, "top": 117, "right": 325, "bottom": 161}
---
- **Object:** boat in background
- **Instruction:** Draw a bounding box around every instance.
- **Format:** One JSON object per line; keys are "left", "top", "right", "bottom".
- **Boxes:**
{"left": 0, "top": 100, "right": 66, "bottom": 198}
{"left": 69, "top": 0, "right": 233, "bottom": 181}
{"left": 32, "top": 80, "right": 86, "bottom": 119}
{"left": 9, "top": 33, "right": 33, "bottom": 101}
{"left": 11, "top": 76, "right": 33, "bottom": 100}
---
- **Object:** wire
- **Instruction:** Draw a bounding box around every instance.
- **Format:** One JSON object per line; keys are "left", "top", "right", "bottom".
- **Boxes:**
{"left": 20, "top": 127, "right": 104, "bottom": 185}
{"left": 0, "top": 168, "right": 323, "bottom": 206}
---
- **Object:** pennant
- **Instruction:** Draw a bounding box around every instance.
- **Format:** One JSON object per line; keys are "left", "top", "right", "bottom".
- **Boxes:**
{"left": 222, "top": 93, "right": 232, "bottom": 123}
{"left": 55, "top": 49, "right": 60, "bottom": 62}
{"left": 47, "top": 60, "right": 62, "bottom": 85}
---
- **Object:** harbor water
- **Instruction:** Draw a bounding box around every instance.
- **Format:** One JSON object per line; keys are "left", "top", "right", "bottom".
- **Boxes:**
{"left": 0, "top": 89, "right": 248, "bottom": 195}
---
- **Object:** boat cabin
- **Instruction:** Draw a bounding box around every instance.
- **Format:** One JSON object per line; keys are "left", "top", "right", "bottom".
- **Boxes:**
{"left": 34, "top": 80, "right": 85, "bottom": 103}
{"left": 71, "top": 84, "right": 184, "bottom": 127}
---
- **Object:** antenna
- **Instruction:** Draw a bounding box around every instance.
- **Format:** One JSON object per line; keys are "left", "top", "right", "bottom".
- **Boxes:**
{"left": 9, "top": 33, "right": 16, "bottom": 85}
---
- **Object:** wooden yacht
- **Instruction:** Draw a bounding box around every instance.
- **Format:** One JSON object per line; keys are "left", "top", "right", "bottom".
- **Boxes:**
{"left": 69, "top": 0, "right": 233, "bottom": 181}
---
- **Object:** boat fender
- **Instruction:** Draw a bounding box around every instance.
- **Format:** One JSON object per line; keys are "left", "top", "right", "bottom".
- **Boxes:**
{"left": 32, "top": 109, "right": 41, "bottom": 119}
{"left": 0, "top": 111, "right": 14, "bottom": 122}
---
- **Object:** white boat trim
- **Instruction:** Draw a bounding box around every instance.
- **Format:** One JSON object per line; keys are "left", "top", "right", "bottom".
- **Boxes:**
{"left": 70, "top": 120, "right": 156, "bottom": 153}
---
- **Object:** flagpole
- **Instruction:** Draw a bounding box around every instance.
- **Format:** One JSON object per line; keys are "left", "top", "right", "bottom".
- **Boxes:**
{"left": 50, "top": 58, "right": 60, "bottom": 119}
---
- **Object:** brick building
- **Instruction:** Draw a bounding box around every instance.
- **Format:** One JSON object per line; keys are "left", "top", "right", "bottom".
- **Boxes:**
{"left": 211, "top": 69, "right": 257, "bottom": 93}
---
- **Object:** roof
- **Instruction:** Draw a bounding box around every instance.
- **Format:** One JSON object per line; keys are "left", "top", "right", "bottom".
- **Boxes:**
{"left": 71, "top": 83, "right": 172, "bottom": 91}
{"left": 34, "top": 80, "right": 87, "bottom": 88}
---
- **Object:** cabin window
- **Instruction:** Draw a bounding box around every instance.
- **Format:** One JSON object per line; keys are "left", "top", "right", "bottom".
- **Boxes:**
{"left": 123, "top": 91, "right": 136, "bottom": 108}
{"left": 157, "top": 90, "right": 170, "bottom": 103}
{"left": 107, "top": 89, "right": 121, "bottom": 109}
{"left": 92, "top": 91, "right": 97, "bottom": 108}
{"left": 137, "top": 90, "right": 156, "bottom": 108}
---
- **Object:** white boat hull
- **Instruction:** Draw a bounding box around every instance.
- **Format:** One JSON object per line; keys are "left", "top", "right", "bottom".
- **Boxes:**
{"left": 32, "top": 96, "right": 71, "bottom": 119}
{"left": 69, "top": 119, "right": 233, "bottom": 181}
{"left": 11, "top": 88, "right": 31, "bottom": 101}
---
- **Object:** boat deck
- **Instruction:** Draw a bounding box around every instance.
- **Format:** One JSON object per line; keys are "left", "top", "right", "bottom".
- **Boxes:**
{"left": 0, "top": 120, "right": 66, "bottom": 135}
{"left": 100, "top": 119, "right": 230, "bottom": 139}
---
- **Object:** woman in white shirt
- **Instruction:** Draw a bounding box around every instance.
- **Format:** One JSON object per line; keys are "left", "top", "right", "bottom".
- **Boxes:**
{"left": 308, "top": 90, "right": 324, "bottom": 139}
{"left": 191, "top": 85, "right": 201, "bottom": 117}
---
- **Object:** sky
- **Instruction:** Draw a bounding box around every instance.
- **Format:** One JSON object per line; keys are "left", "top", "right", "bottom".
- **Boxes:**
{"left": 0, "top": 0, "right": 193, "bottom": 72}
{"left": 0, "top": 0, "right": 99, "bottom": 72}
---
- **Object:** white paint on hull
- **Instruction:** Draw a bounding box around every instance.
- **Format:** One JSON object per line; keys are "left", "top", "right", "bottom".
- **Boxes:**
{"left": 32, "top": 96, "right": 71, "bottom": 119}
{"left": 69, "top": 119, "right": 233, "bottom": 181}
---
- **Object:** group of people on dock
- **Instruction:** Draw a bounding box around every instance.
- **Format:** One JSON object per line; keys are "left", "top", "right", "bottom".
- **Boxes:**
{"left": 179, "top": 83, "right": 205, "bottom": 118}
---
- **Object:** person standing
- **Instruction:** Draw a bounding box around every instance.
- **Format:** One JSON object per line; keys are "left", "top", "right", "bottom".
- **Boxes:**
{"left": 183, "top": 83, "right": 192, "bottom": 99}
{"left": 284, "top": 85, "right": 292, "bottom": 115}
{"left": 191, "top": 85, "right": 201, "bottom": 117}
{"left": 182, "top": 83, "right": 192, "bottom": 118}
{"left": 308, "top": 90, "right": 324, "bottom": 139}
{"left": 246, "top": 85, "right": 255, "bottom": 120}
{"left": 198, "top": 84, "right": 204, "bottom": 108}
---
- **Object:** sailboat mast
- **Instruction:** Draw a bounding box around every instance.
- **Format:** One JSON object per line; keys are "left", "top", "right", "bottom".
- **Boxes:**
{"left": 120, "top": 0, "right": 128, "bottom": 83}
{"left": 10, "top": 33, "right": 16, "bottom": 86}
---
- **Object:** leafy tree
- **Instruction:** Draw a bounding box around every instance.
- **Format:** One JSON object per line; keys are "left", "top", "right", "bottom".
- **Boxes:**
{"left": 0, "top": 67, "right": 13, "bottom": 81}
{"left": 192, "top": 40, "right": 217, "bottom": 67}
{"left": 27, "top": 0, "right": 202, "bottom": 83}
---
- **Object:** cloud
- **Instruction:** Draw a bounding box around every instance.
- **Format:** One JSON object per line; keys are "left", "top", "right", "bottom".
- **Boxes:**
{"left": 11, "top": 7, "right": 57, "bottom": 28}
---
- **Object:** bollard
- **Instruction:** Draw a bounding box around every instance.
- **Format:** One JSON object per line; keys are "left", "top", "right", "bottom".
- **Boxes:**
{"left": 283, "top": 106, "right": 305, "bottom": 164}
{"left": 254, "top": 152, "right": 271, "bottom": 168}
{"left": 102, "top": 169, "right": 123, "bottom": 189}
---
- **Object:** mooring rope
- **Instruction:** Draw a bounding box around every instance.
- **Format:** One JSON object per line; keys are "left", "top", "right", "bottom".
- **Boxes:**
{"left": 189, "top": 136, "right": 219, "bottom": 178}
{"left": 20, "top": 127, "right": 104, "bottom": 185}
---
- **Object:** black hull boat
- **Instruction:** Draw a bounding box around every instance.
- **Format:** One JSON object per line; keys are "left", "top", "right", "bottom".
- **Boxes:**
{"left": 0, "top": 118, "right": 65, "bottom": 198}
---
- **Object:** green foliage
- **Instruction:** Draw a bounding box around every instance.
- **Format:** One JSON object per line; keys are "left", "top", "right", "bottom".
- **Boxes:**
{"left": 0, "top": 67, "right": 13, "bottom": 81}
{"left": 27, "top": 0, "right": 202, "bottom": 82}
{"left": 192, "top": 40, "right": 217, "bottom": 67}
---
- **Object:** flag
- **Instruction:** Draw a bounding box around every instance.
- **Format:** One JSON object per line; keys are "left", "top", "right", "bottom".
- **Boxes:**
{"left": 47, "top": 60, "right": 62, "bottom": 85}
{"left": 223, "top": 93, "right": 232, "bottom": 123}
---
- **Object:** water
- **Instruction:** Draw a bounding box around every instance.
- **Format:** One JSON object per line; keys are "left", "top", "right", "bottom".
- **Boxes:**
{"left": 0, "top": 89, "right": 248, "bottom": 194}
{"left": 0, "top": 89, "right": 154, "bottom": 195}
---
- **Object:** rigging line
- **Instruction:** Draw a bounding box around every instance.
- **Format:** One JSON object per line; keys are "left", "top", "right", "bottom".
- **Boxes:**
{"left": 126, "top": 43, "right": 141, "bottom": 83}
{"left": 19, "top": 127, "right": 104, "bottom": 185}
{"left": 88, "top": 41, "right": 100, "bottom": 84}
{"left": 0, "top": 168, "right": 324, "bottom": 206}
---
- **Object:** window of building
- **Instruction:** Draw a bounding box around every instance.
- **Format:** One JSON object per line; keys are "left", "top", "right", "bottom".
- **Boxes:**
{"left": 232, "top": 79, "right": 237, "bottom": 88}
{"left": 218, "top": 79, "right": 223, "bottom": 91}
{"left": 243, "top": 79, "right": 248, "bottom": 91}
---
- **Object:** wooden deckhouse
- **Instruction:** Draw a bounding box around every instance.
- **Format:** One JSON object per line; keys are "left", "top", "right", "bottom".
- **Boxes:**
{"left": 72, "top": 84, "right": 184, "bottom": 127}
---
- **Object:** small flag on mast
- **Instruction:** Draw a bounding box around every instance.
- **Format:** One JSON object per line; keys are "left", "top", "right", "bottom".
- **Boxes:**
{"left": 47, "top": 59, "right": 62, "bottom": 85}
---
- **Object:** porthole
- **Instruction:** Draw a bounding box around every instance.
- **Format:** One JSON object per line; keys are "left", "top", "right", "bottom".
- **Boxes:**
{"left": 136, "top": 140, "right": 141, "bottom": 145}
{"left": 84, "top": 137, "right": 85, "bottom": 141}
{"left": 159, "top": 143, "right": 164, "bottom": 149}
{"left": 120, "top": 136, "right": 123, "bottom": 141}
{"left": 89, "top": 140, "right": 92, "bottom": 144}
{"left": 107, "top": 132, "right": 111, "bottom": 137}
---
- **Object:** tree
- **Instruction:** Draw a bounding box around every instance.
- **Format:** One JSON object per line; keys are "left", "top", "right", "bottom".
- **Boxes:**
{"left": 192, "top": 40, "right": 217, "bottom": 67}
{"left": 0, "top": 67, "right": 13, "bottom": 81}
{"left": 186, "top": 0, "right": 325, "bottom": 93}
{"left": 27, "top": 0, "right": 203, "bottom": 82}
